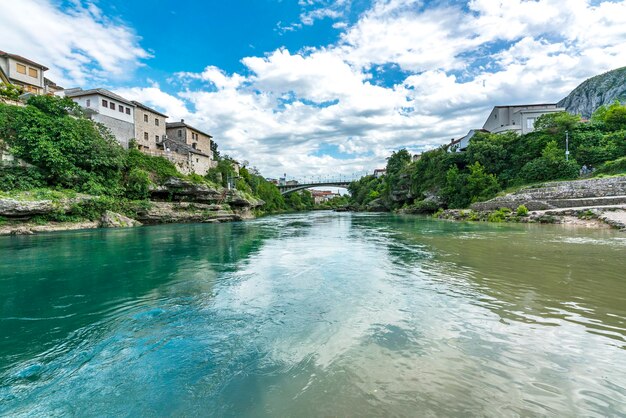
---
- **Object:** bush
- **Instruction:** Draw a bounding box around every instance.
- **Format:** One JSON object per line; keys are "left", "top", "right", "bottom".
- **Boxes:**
{"left": 487, "top": 208, "right": 509, "bottom": 223}
{"left": 0, "top": 83, "right": 23, "bottom": 100}
{"left": 516, "top": 205, "right": 529, "bottom": 216}
{"left": 125, "top": 148, "right": 179, "bottom": 182}
{"left": 406, "top": 199, "right": 440, "bottom": 214}
{"left": 0, "top": 165, "right": 46, "bottom": 191}
{"left": 0, "top": 97, "right": 126, "bottom": 194}
{"left": 595, "top": 157, "right": 626, "bottom": 175}
{"left": 124, "top": 167, "right": 152, "bottom": 200}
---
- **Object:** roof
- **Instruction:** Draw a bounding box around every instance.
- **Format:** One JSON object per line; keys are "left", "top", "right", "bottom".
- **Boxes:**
{"left": 161, "top": 137, "right": 211, "bottom": 158}
{"left": 0, "top": 50, "right": 48, "bottom": 70}
{"left": 493, "top": 103, "right": 558, "bottom": 109}
{"left": 166, "top": 121, "right": 213, "bottom": 138}
{"left": 44, "top": 77, "right": 64, "bottom": 90}
{"left": 64, "top": 88, "right": 135, "bottom": 106}
{"left": 131, "top": 101, "right": 168, "bottom": 118}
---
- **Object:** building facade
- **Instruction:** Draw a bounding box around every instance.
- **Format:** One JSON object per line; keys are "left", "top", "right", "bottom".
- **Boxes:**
{"left": 482, "top": 104, "right": 565, "bottom": 135}
{"left": 165, "top": 120, "right": 215, "bottom": 174}
{"left": 63, "top": 88, "right": 135, "bottom": 148}
{"left": 132, "top": 101, "right": 167, "bottom": 150}
{"left": 166, "top": 120, "right": 213, "bottom": 157}
{"left": 0, "top": 50, "right": 48, "bottom": 94}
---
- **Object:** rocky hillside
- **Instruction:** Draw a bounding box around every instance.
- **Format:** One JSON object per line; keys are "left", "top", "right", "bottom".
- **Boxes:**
{"left": 558, "top": 67, "right": 626, "bottom": 118}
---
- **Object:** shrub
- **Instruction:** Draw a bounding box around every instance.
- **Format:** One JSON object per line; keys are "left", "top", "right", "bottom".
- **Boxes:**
{"left": 487, "top": 208, "right": 510, "bottom": 223}
{"left": 0, "top": 83, "right": 23, "bottom": 100}
{"left": 406, "top": 199, "right": 440, "bottom": 214}
{"left": 0, "top": 165, "right": 46, "bottom": 191}
{"left": 595, "top": 157, "right": 626, "bottom": 175}
{"left": 516, "top": 205, "right": 529, "bottom": 216}
{"left": 125, "top": 148, "right": 179, "bottom": 182}
{"left": 124, "top": 167, "right": 152, "bottom": 200}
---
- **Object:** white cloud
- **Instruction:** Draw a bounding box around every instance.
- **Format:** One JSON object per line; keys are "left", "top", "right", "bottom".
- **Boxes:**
{"left": 4, "top": 0, "right": 626, "bottom": 178}
{"left": 0, "top": 0, "right": 149, "bottom": 87}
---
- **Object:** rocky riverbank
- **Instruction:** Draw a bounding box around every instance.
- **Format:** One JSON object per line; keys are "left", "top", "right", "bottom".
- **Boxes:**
{"left": 0, "top": 178, "right": 264, "bottom": 236}
{"left": 434, "top": 176, "right": 626, "bottom": 231}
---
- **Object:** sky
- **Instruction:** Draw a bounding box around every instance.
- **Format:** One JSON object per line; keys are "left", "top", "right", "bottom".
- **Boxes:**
{"left": 1, "top": 0, "right": 626, "bottom": 179}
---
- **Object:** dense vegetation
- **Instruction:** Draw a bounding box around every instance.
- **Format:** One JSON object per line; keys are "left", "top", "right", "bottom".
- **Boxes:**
{"left": 0, "top": 95, "right": 312, "bottom": 219}
{"left": 350, "top": 102, "right": 626, "bottom": 212}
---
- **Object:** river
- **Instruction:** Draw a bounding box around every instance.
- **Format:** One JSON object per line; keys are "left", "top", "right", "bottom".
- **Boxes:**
{"left": 1, "top": 212, "right": 625, "bottom": 417}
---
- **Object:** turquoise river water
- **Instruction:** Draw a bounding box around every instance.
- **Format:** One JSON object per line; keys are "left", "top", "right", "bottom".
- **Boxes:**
{"left": 0, "top": 212, "right": 625, "bottom": 417}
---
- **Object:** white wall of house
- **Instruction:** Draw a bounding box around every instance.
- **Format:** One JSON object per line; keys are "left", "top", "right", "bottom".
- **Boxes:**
{"left": 72, "top": 94, "right": 135, "bottom": 124}
{"left": 483, "top": 105, "right": 563, "bottom": 134}
{"left": 69, "top": 93, "right": 135, "bottom": 148}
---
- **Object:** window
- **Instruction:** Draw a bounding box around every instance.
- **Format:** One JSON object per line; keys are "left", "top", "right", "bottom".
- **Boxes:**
{"left": 192, "top": 143, "right": 197, "bottom": 149}
{"left": 28, "top": 68, "right": 38, "bottom": 78}
{"left": 178, "top": 129, "right": 182, "bottom": 137}
{"left": 155, "top": 118, "right": 159, "bottom": 126}
{"left": 144, "top": 132, "right": 149, "bottom": 141}
{"left": 126, "top": 107, "right": 131, "bottom": 115}
{"left": 527, "top": 118, "right": 536, "bottom": 129}
{"left": 144, "top": 114, "right": 148, "bottom": 122}
{"left": 102, "top": 99, "right": 108, "bottom": 107}
{"left": 109, "top": 102, "right": 115, "bottom": 109}
{"left": 86, "top": 99, "right": 91, "bottom": 107}
{"left": 16, "top": 63, "right": 26, "bottom": 74}
{"left": 155, "top": 135, "right": 159, "bottom": 141}
{"left": 119, "top": 104, "right": 124, "bottom": 112}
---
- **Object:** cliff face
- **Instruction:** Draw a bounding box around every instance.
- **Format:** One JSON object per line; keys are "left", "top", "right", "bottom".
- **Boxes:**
{"left": 558, "top": 67, "right": 626, "bottom": 118}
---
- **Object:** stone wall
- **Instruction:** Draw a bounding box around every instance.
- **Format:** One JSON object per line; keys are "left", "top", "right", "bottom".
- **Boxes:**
{"left": 471, "top": 176, "right": 626, "bottom": 211}
{"left": 92, "top": 113, "right": 134, "bottom": 149}
{"left": 134, "top": 108, "right": 166, "bottom": 150}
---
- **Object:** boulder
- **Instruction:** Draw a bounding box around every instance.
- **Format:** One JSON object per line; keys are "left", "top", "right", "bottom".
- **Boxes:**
{"left": 100, "top": 211, "right": 142, "bottom": 228}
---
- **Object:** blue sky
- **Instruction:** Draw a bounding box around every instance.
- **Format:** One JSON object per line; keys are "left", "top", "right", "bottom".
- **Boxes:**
{"left": 2, "top": 0, "right": 626, "bottom": 178}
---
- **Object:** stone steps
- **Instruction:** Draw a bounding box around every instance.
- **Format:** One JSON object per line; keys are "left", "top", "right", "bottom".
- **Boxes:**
{"left": 545, "top": 195, "right": 626, "bottom": 209}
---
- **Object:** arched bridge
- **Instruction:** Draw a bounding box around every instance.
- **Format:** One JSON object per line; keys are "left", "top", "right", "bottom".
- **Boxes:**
{"left": 278, "top": 181, "right": 352, "bottom": 195}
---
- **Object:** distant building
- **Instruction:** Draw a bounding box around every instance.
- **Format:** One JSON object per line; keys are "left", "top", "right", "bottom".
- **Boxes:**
{"left": 132, "top": 101, "right": 168, "bottom": 151}
{"left": 62, "top": 88, "right": 135, "bottom": 148}
{"left": 0, "top": 50, "right": 48, "bottom": 95}
{"left": 373, "top": 168, "right": 386, "bottom": 178}
{"left": 286, "top": 180, "right": 299, "bottom": 186}
{"left": 412, "top": 153, "right": 422, "bottom": 162}
{"left": 311, "top": 190, "right": 336, "bottom": 205}
{"left": 449, "top": 129, "right": 489, "bottom": 153}
{"left": 482, "top": 104, "right": 565, "bottom": 135}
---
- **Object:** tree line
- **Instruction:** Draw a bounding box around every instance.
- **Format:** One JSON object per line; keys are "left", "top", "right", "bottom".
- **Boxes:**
{"left": 349, "top": 102, "right": 626, "bottom": 212}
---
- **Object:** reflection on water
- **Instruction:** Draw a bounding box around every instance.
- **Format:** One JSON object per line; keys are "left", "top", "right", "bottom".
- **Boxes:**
{"left": 0, "top": 212, "right": 625, "bottom": 416}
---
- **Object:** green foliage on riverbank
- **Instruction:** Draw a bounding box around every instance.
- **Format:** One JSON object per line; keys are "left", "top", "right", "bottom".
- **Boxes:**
{"left": 349, "top": 103, "right": 626, "bottom": 212}
{"left": 0, "top": 95, "right": 301, "bottom": 216}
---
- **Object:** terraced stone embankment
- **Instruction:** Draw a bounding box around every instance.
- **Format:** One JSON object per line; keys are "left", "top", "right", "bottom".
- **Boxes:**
{"left": 470, "top": 176, "right": 626, "bottom": 212}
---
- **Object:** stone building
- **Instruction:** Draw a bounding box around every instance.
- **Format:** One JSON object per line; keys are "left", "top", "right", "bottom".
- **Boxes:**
{"left": 62, "top": 88, "right": 135, "bottom": 148}
{"left": 0, "top": 50, "right": 48, "bottom": 95}
{"left": 165, "top": 119, "right": 216, "bottom": 175}
{"left": 166, "top": 120, "right": 214, "bottom": 158}
{"left": 132, "top": 101, "right": 167, "bottom": 151}
{"left": 159, "top": 137, "right": 213, "bottom": 175}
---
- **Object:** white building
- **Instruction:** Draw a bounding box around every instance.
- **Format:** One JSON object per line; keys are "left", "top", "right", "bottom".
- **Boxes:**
{"left": 482, "top": 104, "right": 565, "bottom": 135}
{"left": 61, "top": 88, "right": 136, "bottom": 148}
